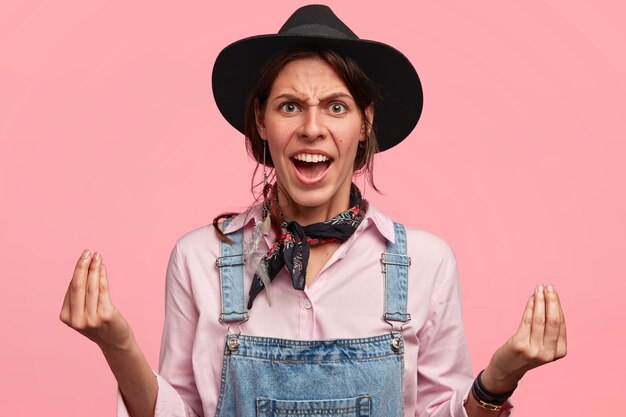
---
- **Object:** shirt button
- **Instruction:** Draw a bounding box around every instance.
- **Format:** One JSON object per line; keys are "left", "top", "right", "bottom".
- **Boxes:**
{"left": 303, "top": 299, "right": 313, "bottom": 309}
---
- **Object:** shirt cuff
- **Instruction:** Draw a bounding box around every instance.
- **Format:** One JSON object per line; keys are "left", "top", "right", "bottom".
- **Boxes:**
{"left": 116, "top": 372, "right": 190, "bottom": 417}
{"left": 459, "top": 384, "right": 514, "bottom": 417}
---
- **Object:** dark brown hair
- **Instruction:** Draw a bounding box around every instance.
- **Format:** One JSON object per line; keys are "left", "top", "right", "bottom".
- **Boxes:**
{"left": 213, "top": 47, "right": 382, "bottom": 239}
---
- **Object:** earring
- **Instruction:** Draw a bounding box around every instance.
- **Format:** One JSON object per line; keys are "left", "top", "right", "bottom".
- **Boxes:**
{"left": 262, "top": 140, "right": 268, "bottom": 189}
{"left": 261, "top": 141, "right": 271, "bottom": 235}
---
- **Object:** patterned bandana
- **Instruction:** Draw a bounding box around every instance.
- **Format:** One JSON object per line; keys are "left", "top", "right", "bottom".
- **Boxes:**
{"left": 247, "top": 184, "right": 366, "bottom": 309}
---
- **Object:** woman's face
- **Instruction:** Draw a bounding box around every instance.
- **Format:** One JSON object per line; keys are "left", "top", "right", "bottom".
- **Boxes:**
{"left": 255, "top": 56, "right": 373, "bottom": 221}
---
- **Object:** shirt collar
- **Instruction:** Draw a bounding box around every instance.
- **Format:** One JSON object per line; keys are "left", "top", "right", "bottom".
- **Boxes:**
{"left": 222, "top": 204, "right": 263, "bottom": 234}
{"left": 222, "top": 200, "right": 397, "bottom": 243}
{"left": 363, "top": 202, "right": 396, "bottom": 243}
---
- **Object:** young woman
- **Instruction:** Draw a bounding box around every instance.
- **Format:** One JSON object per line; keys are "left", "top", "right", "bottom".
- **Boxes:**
{"left": 60, "top": 5, "right": 566, "bottom": 417}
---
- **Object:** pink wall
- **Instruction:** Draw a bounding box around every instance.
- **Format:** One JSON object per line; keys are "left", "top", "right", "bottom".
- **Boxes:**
{"left": 1, "top": 1, "right": 624, "bottom": 416}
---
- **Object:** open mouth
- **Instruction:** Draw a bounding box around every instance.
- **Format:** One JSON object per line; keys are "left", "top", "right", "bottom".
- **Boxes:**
{"left": 291, "top": 153, "right": 332, "bottom": 181}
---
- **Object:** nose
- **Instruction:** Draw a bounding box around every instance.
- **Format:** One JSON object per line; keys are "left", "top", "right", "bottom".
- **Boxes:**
{"left": 298, "top": 107, "right": 325, "bottom": 141}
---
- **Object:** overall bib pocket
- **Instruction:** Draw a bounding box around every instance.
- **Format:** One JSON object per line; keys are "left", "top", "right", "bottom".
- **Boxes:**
{"left": 256, "top": 395, "right": 372, "bottom": 416}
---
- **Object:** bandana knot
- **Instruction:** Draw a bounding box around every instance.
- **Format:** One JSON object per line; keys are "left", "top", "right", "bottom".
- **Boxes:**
{"left": 247, "top": 184, "right": 365, "bottom": 309}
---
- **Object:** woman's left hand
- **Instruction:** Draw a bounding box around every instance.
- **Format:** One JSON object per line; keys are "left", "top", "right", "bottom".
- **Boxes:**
{"left": 480, "top": 283, "right": 567, "bottom": 393}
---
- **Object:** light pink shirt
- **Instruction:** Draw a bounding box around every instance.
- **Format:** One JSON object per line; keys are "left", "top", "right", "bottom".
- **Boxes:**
{"left": 118, "top": 203, "right": 511, "bottom": 417}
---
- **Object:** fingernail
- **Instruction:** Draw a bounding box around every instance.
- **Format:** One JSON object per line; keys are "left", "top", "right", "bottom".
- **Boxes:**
{"left": 94, "top": 252, "right": 101, "bottom": 262}
{"left": 81, "top": 249, "right": 90, "bottom": 259}
{"left": 537, "top": 284, "right": 544, "bottom": 292}
{"left": 547, "top": 283, "right": 555, "bottom": 292}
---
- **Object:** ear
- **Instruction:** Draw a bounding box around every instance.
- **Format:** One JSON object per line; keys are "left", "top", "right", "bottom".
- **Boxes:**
{"left": 360, "top": 105, "right": 375, "bottom": 141}
{"left": 254, "top": 98, "right": 266, "bottom": 140}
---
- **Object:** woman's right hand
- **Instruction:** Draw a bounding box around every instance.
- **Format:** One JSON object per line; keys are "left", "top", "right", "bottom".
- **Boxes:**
{"left": 60, "top": 249, "right": 134, "bottom": 352}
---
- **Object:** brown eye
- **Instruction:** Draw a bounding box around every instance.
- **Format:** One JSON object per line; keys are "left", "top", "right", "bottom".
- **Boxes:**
{"left": 280, "top": 103, "right": 299, "bottom": 113}
{"left": 329, "top": 102, "right": 347, "bottom": 114}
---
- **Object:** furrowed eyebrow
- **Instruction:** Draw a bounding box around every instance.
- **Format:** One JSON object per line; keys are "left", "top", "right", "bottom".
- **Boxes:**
{"left": 272, "top": 94, "right": 303, "bottom": 103}
{"left": 272, "top": 92, "right": 353, "bottom": 103}
{"left": 321, "top": 92, "right": 353, "bottom": 102}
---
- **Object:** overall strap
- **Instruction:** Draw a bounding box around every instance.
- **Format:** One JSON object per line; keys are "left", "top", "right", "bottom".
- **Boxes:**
{"left": 381, "top": 222, "right": 411, "bottom": 324}
{"left": 215, "top": 217, "right": 248, "bottom": 322}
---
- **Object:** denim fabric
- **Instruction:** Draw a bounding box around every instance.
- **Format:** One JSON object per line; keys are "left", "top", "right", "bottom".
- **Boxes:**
{"left": 215, "top": 334, "right": 404, "bottom": 417}
{"left": 257, "top": 395, "right": 371, "bottom": 417}
{"left": 215, "top": 222, "right": 410, "bottom": 417}
{"left": 382, "top": 223, "right": 411, "bottom": 324}
{"left": 217, "top": 217, "right": 248, "bottom": 322}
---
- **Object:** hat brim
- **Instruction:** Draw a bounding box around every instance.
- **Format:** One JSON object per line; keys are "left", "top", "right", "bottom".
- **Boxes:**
{"left": 212, "top": 34, "right": 423, "bottom": 152}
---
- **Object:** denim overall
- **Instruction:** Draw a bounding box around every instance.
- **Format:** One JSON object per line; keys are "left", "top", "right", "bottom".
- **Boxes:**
{"left": 214, "top": 219, "right": 412, "bottom": 417}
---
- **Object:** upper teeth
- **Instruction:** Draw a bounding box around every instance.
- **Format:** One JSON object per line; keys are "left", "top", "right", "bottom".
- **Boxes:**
{"left": 294, "top": 154, "right": 329, "bottom": 163}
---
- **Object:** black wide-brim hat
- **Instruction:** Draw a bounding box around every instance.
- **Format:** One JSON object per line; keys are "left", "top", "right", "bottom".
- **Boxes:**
{"left": 212, "top": 4, "right": 423, "bottom": 152}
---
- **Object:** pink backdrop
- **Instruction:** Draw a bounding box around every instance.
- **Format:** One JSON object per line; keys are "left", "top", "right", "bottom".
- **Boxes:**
{"left": 1, "top": 1, "right": 624, "bottom": 416}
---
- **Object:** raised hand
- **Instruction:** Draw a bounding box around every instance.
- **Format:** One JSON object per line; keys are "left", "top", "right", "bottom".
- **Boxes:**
{"left": 59, "top": 250, "right": 157, "bottom": 417}
{"left": 481, "top": 284, "right": 567, "bottom": 393}
{"left": 59, "top": 249, "right": 133, "bottom": 351}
